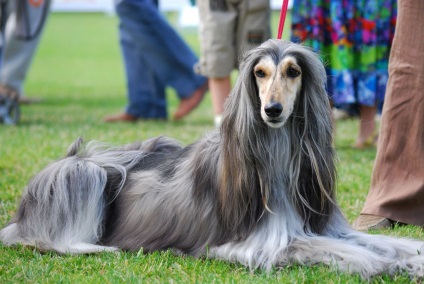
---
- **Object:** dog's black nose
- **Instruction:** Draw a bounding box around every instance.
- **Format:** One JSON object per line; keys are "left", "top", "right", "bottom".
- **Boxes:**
{"left": 264, "top": 102, "right": 283, "bottom": 118}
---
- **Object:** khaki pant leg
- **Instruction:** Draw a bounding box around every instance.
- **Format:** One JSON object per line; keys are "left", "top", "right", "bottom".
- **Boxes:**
{"left": 236, "top": 0, "right": 270, "bottom": 61}
{"left": 361, "top": 0, "right": 424, "bottom": 225}
{"left": 197, "top": 0, "right": 238, "bottom": 77}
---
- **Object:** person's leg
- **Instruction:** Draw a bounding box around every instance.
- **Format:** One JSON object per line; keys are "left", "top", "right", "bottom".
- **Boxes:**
{"left": 115, "top": 0, "right": 205, "bottom": 99}
{"left": 353, "top": 0, "right": 424, "bottom": 230}
{"left": 108, "top": 0, "right": 206, "bottom": 121}
{"left": 353, "top": 104, "right": 377, "bottom": 149}
{"left": 205, "top": 0, "right": 268, "bottom": 127}
{"left": 237, "top": 0, "right": 271, "bottom": 56}
{"left": 208, "top": 76, "right": 231, "bottom": 126}
{"left": 197, "top": 0, "right": 238, "bottom": 126}
{"left": 0, "top": 1, "right": 50, "bottom": 101}
{"left": 118, "top": 25, "right": 167, "bottom": 119}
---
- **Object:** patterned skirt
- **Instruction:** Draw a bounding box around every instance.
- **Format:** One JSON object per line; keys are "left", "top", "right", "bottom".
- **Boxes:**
{"left": 291, "top": 0, "right": 397, "bottom": 106}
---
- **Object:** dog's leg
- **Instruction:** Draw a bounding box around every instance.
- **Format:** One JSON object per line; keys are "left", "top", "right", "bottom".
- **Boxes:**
{"left": 343, "top": 230, "right": 424, "bottom": 258}
{"left": 52, "top": 243, "right": 119, "bottom": 255}
{"left": 323, "top": 210, "right": 424, "bottom": 277}
{"left": 283, "top": 234, "right": 424, "bottom": 279}
{"left": 339, "top": 229, "right": 424, "bottom": 277}
{"left": 0, "top": 224, "right": 118, "bottom": 254}
{"left": 283, "top": 212, "right": 424, "bottom": 278}
{"left": 0, "top": 223, "right": 30, "bottom": 246}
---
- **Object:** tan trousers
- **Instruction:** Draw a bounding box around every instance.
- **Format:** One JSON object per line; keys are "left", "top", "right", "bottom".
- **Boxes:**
{"left": 361, "top": 0, "right": 424, "bottom": 225}
{"left": 197, "top": 0, "right": 270, "bottom": 77}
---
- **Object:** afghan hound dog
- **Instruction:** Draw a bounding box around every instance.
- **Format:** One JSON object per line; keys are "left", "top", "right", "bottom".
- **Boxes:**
{"left": 1, "top": 40, "right": 423, "bottom": 279}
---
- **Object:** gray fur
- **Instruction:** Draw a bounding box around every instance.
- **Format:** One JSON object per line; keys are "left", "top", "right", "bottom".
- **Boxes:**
{"left": 1, "top": 40, "right": 423, "bottom": 279}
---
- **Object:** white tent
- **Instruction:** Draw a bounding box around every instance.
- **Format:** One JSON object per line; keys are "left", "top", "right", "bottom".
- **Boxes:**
{"left": 51, "top": 0, "right": 291, "bottom": 13}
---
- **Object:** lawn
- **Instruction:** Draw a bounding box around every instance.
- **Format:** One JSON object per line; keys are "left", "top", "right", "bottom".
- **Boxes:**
{"left": 0, "top": 12, "right": 422, "bottom": 284}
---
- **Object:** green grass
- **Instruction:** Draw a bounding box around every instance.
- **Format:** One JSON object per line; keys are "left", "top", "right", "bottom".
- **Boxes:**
{"left": 0, "top": 12, "right": 422, "bottom": 283}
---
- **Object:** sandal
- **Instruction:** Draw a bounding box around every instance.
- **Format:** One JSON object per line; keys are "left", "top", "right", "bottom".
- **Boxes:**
{"left": 352, "top": 132, "right": 379, "bottom": 149}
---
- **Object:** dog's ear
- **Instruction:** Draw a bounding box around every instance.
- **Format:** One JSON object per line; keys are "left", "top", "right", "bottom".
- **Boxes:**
{"left": 222, "top": 54, "right": 262, "bottom": 132}
{"left": 66, "top": 137, "right": 84, "bottom": 157}
{"left": 287, "top": 46, "right": 337, "bottom": 234}
{"left": 217, "top": 46, "right": 272, "bottom": 240}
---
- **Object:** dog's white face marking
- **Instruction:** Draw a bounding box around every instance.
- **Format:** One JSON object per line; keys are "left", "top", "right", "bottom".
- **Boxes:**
{"left": 254, "top": 55, "right": 302, "bottom": 128}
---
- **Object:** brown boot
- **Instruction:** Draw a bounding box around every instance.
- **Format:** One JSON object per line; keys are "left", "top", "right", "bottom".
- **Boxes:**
{"left": 352, "top": 214, "right": 394, "bottom": 232}
{"left": 173, "top": 82, "right": 208, "bottom": 120}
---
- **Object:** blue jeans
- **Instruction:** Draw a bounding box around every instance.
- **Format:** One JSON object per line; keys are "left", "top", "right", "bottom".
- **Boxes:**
{"left": 115, "top": 0, "right": 206, "bottom": 119}
{"left": 0, "top": 1, "right": 51, "bottom": 95}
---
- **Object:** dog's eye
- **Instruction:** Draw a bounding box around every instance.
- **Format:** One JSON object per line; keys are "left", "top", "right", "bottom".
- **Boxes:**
{"left": 287, "top": 67, "right": 301, "bottom": 78}
{"left": 254, "top": 69, "right": 266, "bottom": 78}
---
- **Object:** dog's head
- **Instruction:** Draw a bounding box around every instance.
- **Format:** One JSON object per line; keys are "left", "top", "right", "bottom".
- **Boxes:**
{"left": 223, "top": 39, "right": 328, "bottom": 130}
{"left": 253, "top": 54, "right": 303, "bottom": 128}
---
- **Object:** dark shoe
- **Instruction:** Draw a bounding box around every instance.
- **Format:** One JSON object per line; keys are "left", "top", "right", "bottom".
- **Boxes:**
{"left": 0, "top": 85, "right": 20, "bottom": 125}
{"left": 173, "top": 82, "right": 208, "bottom": 120}
{"left": 103, "top": 113, "right": 138, "bottom": 122}
{"left": 352, "top": 214, "right": 393, "bottom": 232}
{"left": 0, "top": 85, "right": 41, "bottom": 104}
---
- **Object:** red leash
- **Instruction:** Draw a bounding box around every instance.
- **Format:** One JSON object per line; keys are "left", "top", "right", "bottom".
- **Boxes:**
{"left": 277, "top": 0, "right": 290, "bottom": 39}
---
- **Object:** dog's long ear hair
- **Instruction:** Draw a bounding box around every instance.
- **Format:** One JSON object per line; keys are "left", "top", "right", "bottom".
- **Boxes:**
{"left": 284, "top": 41, "right": 336, "bottom": 234}
{"left": 219, "top": 40, "right": 336, "bottom": 235}
{"left": 217, "top": 42, "right": 275, "bottom": 240}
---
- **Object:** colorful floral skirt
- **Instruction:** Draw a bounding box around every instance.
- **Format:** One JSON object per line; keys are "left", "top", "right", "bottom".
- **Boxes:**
{"left": 291, "top": 0, "right": 397, "bottom": 106}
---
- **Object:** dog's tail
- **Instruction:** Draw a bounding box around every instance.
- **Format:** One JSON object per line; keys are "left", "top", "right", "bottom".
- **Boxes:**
{"left": 0, "top": 137, "right": 146, "bottom": 254}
